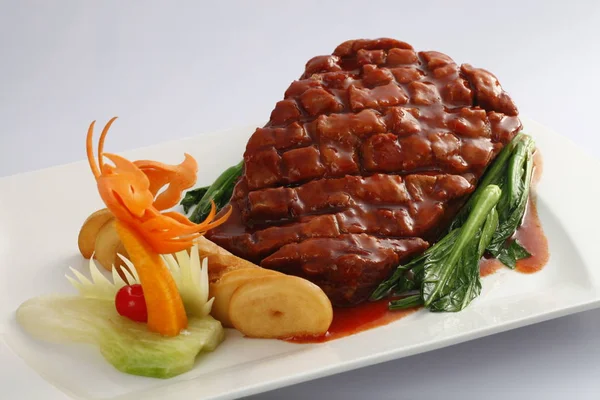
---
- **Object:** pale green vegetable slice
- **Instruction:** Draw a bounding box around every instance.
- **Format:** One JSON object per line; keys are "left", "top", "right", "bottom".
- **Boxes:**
{"left": 16, "top": 295, "right": 224, "bottom": 379}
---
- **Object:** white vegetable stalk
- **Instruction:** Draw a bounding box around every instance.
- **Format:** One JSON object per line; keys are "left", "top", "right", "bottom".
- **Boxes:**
{"left": 65, "top": 254, "right": 138, "bottom": 300}
{"left": 163, "top": 244, "right": 214, "bottom": 317}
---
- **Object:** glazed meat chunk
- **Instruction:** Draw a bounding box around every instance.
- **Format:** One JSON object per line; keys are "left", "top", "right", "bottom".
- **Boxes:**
{"left": 207, "top": 38, "right": 522, "bottom": 306}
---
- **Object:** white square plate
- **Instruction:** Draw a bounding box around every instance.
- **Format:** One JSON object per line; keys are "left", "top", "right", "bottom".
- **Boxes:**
{"left": 1, "top": 117, "right": 599, "bottom": 400}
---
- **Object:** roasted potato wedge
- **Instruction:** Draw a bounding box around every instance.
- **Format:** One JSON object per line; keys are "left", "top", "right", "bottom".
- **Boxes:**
{"left": 199, "top": 236, "right": 334, "bottom": 336}
{"left": 210, "top": 267, "right": 281, "bottom": 327}
{"left": 229, "top": 274, "right": 333, "bottom": 338}
{"left": 196, "top": 237, "right": 257, "bottom": 282}
{"left": 77, "top": 208, "right": 114, "bottom": 258}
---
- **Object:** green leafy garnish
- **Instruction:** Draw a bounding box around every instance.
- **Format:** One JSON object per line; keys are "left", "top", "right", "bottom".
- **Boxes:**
{"left": 390, "top": 275, "right": 417, "bottom": 297}
{"left": 180, "top": 186, "right": 209, "bottom": 213}
{"left": 389, "top": 294, "right": 423, "bottom": 310}
{"left": 182, "top": 160, "right": 244, "bottom": 223}
{"left": 421, "top": 185, "right": 501, "bottom": 312}
{"left": 448, "top": 133, "right": 524, "bottom": 231}
{"left": 487, "top": 136, "right": 535, "bottom": 258}
{"left": 371, "top": 264, "right": 415, "bottom": 301}
{"left": 497, "top": 240, "right": 531, "bottom": 269}
{"left": 448, "top": 134, "right": 535, "bottom": 268}
{"left": 370, "top": 230, "right": 460, "bottom": 301}
{"left": 372, "top": 186, "right": 500, "bottom": 313}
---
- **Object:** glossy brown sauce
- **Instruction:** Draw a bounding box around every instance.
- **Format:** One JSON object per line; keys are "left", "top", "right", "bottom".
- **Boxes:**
{"left": 287, "top": 152, "right": 549, "bottom": 344}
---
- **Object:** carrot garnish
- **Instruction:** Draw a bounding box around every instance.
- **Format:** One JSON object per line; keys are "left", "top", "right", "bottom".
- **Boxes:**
{"left": 115, "top": 220, "right": 187, "bottom": 336}
{"left": 134, "top": 154, "right": 198, "bottom": 211}
{"left": 86, "top": 118, "right": 230, "bottom": 254}
{"left": 85, "top": 117, "right": 231, "bottom": 336}
{"left": 86, "top": 121, "right": 101, "bottom": 179}
{"left": 97, "top": 116, "right": 118, "bottom": 173}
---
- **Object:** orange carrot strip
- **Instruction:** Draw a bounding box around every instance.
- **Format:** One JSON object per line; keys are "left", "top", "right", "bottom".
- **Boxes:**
{"left": 161, "top": 211, "right": 198, "bottom": 225}
{"left": 138, "top": 215, "right": 197, "bottom": 234}
{"left": 138, "top": 169, "right": 172, "bottom": 197}
{"left": 135, "top": 154, "right": 198, "bottom": 211}
{"left": 203, "top": 201, "right": 218, "bottom": 222}
{"left": 100, "top": 153, "right": 155, "bottom": 217}
{"left": 144, "top": 239, "right": 196, "bottom": 255}
{"left": 200, "top": 206, "right": 232, "bottom": 230}
{"left": 98, "top": 116, "right": 118, "bottom": 174}
{"left": 134, "top": 160, "right": 177, "bottom": 172}
{"left": 140, "top": 206, "right": 230, "bottom": 239}
{"left": 86, "top": 121, "right": 101, "bottom": 179}
{"left": 115, "top": 220, "right": 187, "bottom": 336}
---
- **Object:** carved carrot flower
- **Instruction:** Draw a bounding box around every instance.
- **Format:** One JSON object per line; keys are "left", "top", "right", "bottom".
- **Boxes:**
{"left": 85, "top": 117, "right": 231, "bottom": 336}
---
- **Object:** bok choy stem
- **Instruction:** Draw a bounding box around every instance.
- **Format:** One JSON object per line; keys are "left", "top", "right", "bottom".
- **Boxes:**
{"left": 487, "top": 136, "right": 535, "bottom": 260}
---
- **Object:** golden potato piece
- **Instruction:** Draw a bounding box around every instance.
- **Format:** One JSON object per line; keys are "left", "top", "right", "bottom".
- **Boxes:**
{"left": 77, "top": 208, "right": 114, "bottom": 258}
{"left": 210, "top": 267, "right": 281, "bottom": 327}
{"left": 94, "top": 220, "right": 122, "bottom": 271}
{"left": 197, "top": 236, "right": 334, "bottom": 338}
{"left": 196, "top": 237, "right": 257, "bottom": 282}
{"left": 229, "top": 275, "right": 333, "bottom": 339}
{"left": 197, "top": 236, "right": 234, "bottom": 257}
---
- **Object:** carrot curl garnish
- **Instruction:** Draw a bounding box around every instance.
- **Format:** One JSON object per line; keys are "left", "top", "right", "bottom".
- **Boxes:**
{"left": 86, "top": 118, "right": 231, "bottom": 254}
{"left": 86, "top": 121, "right": 101, "bottom": 179}
{"left": 134, "top": 154, "right": 198, "bottom": 211}
{"left": 98, "top": 116, "right": 117, "bottom": 174}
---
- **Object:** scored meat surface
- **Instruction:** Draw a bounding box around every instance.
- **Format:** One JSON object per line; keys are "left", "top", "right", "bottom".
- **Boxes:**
{"left": 207, "top": 38, "right": 522, "bottom": 307}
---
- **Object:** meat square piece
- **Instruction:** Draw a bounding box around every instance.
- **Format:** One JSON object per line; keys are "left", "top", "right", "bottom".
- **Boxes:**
{"left": 349, "top": 82, "right": 409, "bottom": 111}
{"left": 282, "top": 146, "right": 326, "bottom": 183}
{"left": 299, "top": 87, "right": 344, "bottom": 116}
{"left": 208, "top": 38, "right": 522, "bottom": 306}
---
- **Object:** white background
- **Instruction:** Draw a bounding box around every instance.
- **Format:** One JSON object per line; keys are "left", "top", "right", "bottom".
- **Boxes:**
{"left": 1, "top": 0, "right": 599, "bottom": 399}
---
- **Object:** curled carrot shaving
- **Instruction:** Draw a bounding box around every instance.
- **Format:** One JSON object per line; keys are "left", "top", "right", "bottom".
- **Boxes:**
{"left": 134, "top": 154, "right": 198, "bottom": 211}
{"left": 86, "top": 118, "right": 231, "bottom": 254}
{"left": 86, "top": 121, "right": 101, "bottom": 179}
{"left": 97, "top": 116, "right": 117, "bottom": 174}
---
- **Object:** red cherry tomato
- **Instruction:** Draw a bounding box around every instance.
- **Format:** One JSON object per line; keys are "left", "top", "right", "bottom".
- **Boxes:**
{"left": 115, "top": 284, "right": 148, "bottom": 323}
